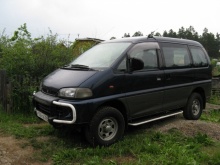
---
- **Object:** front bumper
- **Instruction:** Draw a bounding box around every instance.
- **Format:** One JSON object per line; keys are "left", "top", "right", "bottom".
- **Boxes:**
{"left": 33, "top": 91, "right": 77, "bottom": 124}
{"left": 52, "top": 101, "right": 76, "bottom": 124}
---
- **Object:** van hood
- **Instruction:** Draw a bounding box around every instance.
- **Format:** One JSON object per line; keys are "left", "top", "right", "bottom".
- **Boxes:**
{"left": 42, "top": 68, "right": 97, "bottom": 90}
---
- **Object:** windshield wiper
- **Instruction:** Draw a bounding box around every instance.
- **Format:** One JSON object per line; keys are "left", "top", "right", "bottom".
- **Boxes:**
{"left": 71, "top": 64, "right": 90, "bottom": 68}
{"left": 62, "top": 64, "right": 96, "bottom": 71}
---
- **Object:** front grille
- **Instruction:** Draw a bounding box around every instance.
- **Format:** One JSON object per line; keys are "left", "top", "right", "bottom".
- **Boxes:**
{"left": 36, "top": 102, "right": 72, "bottom": 120}
{"left": 42, "top": 87, "right": 57, "bottom": 96}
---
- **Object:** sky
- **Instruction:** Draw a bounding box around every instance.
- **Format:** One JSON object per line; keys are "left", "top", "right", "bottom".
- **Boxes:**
{"left": 0, "top": 0, "right": 220, "bottom": 41}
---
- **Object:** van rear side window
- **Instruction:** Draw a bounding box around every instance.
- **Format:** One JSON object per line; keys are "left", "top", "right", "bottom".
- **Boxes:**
{"left": 189, "top": 46, "right": 208, "bottom": 67}
{"left": 161, "top": 43, "right": 191, "bottom": 68}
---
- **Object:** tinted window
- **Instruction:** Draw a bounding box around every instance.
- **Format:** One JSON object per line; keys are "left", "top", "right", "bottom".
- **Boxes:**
{"left": 189, "top": 46, "right": 208, "bottom": 67}
{"left": 128, "top": 42, "right": 159, "bottom": 70}
{"left": 161, "top": 43, "right": 191, "bottom": 68}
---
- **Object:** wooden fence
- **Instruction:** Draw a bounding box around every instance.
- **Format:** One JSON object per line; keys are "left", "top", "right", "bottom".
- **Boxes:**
{"left": 0, "top": 70, "right": 8, "bottom": 112}
{"left": 212, "top": 77, "right": 220, "bottom": 95}
{"left": 0, "top": 69, "right": 41, "bottom": 113}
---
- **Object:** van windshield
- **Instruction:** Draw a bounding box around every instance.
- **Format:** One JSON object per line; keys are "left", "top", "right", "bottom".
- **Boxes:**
{"left": 70, "top": 42, "right": 131, "bottom": 69}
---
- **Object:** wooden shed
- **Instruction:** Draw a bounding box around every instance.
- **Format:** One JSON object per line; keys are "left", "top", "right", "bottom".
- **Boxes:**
{"left": 72, "top": 38, "right": 104, "bottom": 57}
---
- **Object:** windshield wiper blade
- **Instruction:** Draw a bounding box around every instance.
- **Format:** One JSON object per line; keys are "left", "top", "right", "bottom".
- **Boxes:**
{"left": 62, "top": 64, "right": 97, "bottom": 71}
{"left": 64, "top": 64, "right": 96, "bottom": 71}
{"left": 70, "top": 64, "right": 90, "bottom": 69}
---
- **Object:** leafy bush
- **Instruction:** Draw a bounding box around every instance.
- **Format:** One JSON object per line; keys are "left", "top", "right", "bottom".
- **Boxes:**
{"left": 211, "top": 59, "right": 220, "bottom": 77}
{"left": 0, "top": 24, "right": 73, "bottom": 113}
{"left": 1, "top": 24, "right": 73, "bottom": 77}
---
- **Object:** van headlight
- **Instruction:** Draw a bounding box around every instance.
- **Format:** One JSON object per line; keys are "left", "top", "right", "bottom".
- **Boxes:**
{"left": 58, "top": 88, "right": 93, "bottom": 98}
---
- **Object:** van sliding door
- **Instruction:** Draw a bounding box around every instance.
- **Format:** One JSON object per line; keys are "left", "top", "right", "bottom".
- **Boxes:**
{"left": 160, "top": 43, "right": 193, "bottom": 111}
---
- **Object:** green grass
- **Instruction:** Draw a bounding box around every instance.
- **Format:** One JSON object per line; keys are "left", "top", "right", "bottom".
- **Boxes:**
{"left": 51, "top": 131, "right": 218, "bottom": 165}
{"left": 208, "top": 94, "right": 220, "bottom": 105}
{"left": 202, "top": 94, "right": 220, "bottom": 123}
{"left": 0, "top": 110, "right": 220, "bottom": 165}
{"left": 0, "top": 111, "right": 53, "bottom": 138}
{"left": 201, "top": 110, "right": 220, "bottom": 123}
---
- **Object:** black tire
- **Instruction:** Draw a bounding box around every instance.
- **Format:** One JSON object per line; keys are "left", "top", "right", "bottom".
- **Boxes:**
{"left": 84, "top": 106, "right": 125, "bottom": 146}
{"left": 183, "top": 93, "right": 203, "bottom": 120}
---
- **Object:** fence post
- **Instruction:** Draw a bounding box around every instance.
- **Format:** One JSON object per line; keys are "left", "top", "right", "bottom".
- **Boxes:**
{"left": 7, "top": 81, "right": 12, "bottom": 113}
{"left": 0, "top": 70, "right": 7, "bottom": 111}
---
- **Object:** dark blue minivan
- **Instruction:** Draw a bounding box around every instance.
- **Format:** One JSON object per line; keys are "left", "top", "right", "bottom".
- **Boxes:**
{"left": 33, "top": 36, "right": 212, "bottom": 146}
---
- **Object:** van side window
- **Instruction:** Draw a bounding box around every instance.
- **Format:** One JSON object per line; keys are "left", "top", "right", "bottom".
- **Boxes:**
{"left": 130, "top": 49, "right": 158, "bottom": 69}
{"left": 161, "top": 43, "right": 191, "bottom": 68}
{"left": 189, "top": 46, "right": 208, "bottom": 67}
{"left": 117, "top": 42, "right": 160, "bottom": 71}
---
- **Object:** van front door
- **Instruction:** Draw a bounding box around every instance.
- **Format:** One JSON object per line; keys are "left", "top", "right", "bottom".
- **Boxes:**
{"left": 123, "top": 42, "right": 164, "bottom": 119}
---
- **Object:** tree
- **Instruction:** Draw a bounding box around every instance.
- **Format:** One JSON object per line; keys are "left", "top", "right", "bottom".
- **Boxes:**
{"left": 132, "top": 31, "right": 143, "bottom": 37}
{"left": 216, "top": 33, "right": 220, "bottom": 58}
{"left": 154, "top": 32, "right": 162, "bottom": 36}
{"left": 167, "top": 29, "right": 178, "bottom": 38}
{"left": 160, "top": 26, "right": 220, "bottom": 58}
{"left": 123, "top": 33, "right": 130, "bottom": 38}
{"left": 185, "top": 26, "right": 199, "bottom": 40}
{"left": 10, "top": 23, "right": 31, "bottom": 42}
{"left": 198, "top": 28, "right": 219, "bottom": 58}
{"left": 178, "top": 26, "right": 186, "bottom": 38}
{"left": 120, "top": 26, "right": 220, "bottom": 58}
{"left": 163, "top": 30, "right": 168, "bottom": 37}
{"left": 110, "top": 37, "right": 116, "bottom": 40}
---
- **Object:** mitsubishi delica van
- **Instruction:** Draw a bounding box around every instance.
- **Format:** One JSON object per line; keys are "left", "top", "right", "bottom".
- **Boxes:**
{"left": 33, "top": 36, "right": 212, "bottom": 146}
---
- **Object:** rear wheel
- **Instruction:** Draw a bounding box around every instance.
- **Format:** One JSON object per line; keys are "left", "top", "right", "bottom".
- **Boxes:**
{"left": 84, "top": 106, "right": 125, "bottom": 146}
{"left": 183, "top": 93, "right": 203, "bottom": 120}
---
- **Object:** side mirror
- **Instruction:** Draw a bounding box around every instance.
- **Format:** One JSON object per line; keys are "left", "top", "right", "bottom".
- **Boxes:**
{"left": 130, "top": 58, "right": 144, "bottom": 71}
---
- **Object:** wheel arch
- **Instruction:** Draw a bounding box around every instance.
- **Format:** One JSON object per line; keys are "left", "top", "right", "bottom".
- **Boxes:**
{"left": 191, "top": 87, "right": 206, "bottom": 109}
{"left": 97, "top": 100, "right": 128, "bottom": 126}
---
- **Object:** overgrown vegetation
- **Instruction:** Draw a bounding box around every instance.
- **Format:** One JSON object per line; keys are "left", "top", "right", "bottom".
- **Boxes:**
{"left": 0, "top": 24, "right": 75, "bottom": 113}
{"left": 0, "top": 24, "right": 73, "bottom": 77}
{"left": 209, "top": 94, "right": 220, "bottom": 105}
{"left": 0, "top": 109, "right": 220, "bottom": 165}
{"left": 212, "top": 59, "right": 220, "bottom": 76}
{"left": 202, "top": 110, "right": 220, "bottom": 123}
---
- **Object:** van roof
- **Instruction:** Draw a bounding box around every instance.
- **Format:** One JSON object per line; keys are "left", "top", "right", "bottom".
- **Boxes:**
{"left": 104, "top": 36, "right": 202, "bottom": 47}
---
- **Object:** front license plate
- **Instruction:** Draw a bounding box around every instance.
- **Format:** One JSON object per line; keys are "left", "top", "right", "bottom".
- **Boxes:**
{"left": 36, "top": 110, "right": 48, "bottom": 122}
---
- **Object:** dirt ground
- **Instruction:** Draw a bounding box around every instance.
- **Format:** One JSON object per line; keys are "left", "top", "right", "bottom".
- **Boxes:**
{"left": 0, "top": 103, "right": 220, "bottom": 165}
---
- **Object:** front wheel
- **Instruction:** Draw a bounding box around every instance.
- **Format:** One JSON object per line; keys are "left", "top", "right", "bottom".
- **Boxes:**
{"left": 183, "top": 93, "right": 203, "bottom": 120}
{"left": 84, "top": 106, "right": 125, "bottom": 146}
